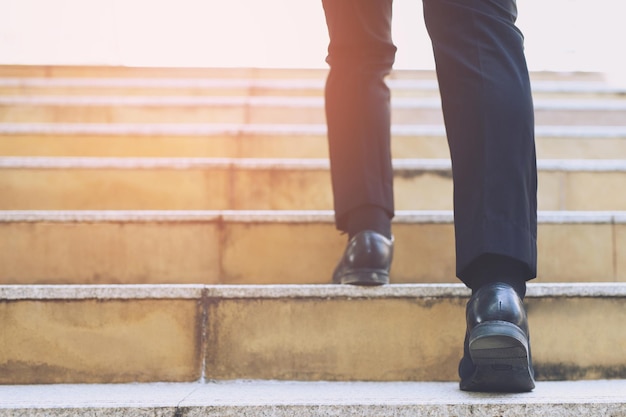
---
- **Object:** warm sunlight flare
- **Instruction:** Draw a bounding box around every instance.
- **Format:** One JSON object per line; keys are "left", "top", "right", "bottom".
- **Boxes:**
{"left": 1, "top": 0, "right": 625, "bottom": 75}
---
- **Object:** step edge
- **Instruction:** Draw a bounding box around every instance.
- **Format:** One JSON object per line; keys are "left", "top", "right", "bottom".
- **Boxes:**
{"left": 1, "top": 210, "right": 625, "bottom": 224}
{"left": 5, "top": 156, "right": 626, "bottom": 172}
{"left": 2, "top": 283, "right": 625, "bottom": 301}
{"left": 2, "top": 76, "right": 625, "bottom": 94}
{"left": 3, "top": 123, "right": 626, "bottom": 138}
{"left": 3, "top": 95, "right": 626, "bottom": 110}
{"left": 1, "top": 380, "right": 625, "bottom": 410}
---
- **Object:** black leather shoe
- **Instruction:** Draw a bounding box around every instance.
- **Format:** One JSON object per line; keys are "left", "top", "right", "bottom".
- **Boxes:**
{"left": 459, "top": 282, "right": 535, "bottom": 392}
{"left": 332, "top": 230, "right": 393, "bottom": 286}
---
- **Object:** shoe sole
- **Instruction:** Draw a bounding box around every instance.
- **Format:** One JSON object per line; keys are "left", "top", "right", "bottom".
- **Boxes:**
{"left": 335, "top": 269, "right": 389, "bottom": 286}
{"left": 461, "top": 321, "right": 535, "bottom": 392}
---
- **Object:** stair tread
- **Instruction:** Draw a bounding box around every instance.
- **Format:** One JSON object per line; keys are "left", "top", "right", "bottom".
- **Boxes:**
{"left": 3, "top": 122, "right": 626, "bottom": 136}
{"left": 2, "top": 380, "right": 625, "bottom": 414}
{"left": 3, "top": 209, "right": 626, "bottom": 223}
{"left": 2, "top": 282, "right": 626, "bottom": 300}
{"left": 6, "top": 155, "right": 626, "bottom": 171}
{"left": 1, "top": 72, "right": 624, "bottom": 93}
{"left": 4, "top": 95, "right": 626, "bottom": 106}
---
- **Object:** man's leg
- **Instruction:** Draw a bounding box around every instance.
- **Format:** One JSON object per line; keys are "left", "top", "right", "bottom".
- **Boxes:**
{"left": 423, "top": 0, "right": 537, "bottom": 286}
{"left": 423, "top": 0, "right": 537, "bottom": 391}
{"left": 322, "top": 0, "right": 397, "bottom": 285}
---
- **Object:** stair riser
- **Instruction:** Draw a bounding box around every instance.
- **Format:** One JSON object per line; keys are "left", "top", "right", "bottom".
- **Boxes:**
{"left": 2, "top": 167, "right": 626, "bottom": 211}
{"left": 2, "top": 134, "right": 626, "bottom": 160}
{"left": 3, "top": 85, "right": 619, "bottom": 101}
{"left": 205, "top": 295, "right": 626, "bottom": 381}
{"left": 0, "top": 218, "right": 624, "bottom": 284}
{"left": 0, "top": 104, "right": 443, "bottom": 125}
{"left": 0, "top": 86, "right": 324, "bottom": 98}
{"left": 0, "top": 298, "right": 202, "bottom": 384}
{"left": 3, "top": 104, "right": 625, "bottom": 126}
{"left": 0, "top": 66, "right": 331, "bottom": 79}
{"left": 0, "top": 65, "right": 606, "bottom": 82}
{"left": 1, "top": 289, "right": 624, "bottom": 384}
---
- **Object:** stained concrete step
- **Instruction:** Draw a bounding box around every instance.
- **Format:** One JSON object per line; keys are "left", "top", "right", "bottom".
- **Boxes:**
{"left": 0, "top": 65, "right": 608, "bottom": 82}
{"left": 1, "top": 210, "right": 626, "bottom": 285}
{"left": 0, "top": 77, "right": 329, "bottom": 98}
{"left": 2, "top": 75, "right": 624, "bottom": 99}
{"left": 0, "top": 65, "right": 621, "bottom": 96}
{"left": 1, "top": 380, "right": 626, "bottom": 416}
{"left": 2, "top": 123, "right": 626, "bottom": 159}
{"left": 2, "top": 95, "right": 626, "bottom": 125}
{"left": 1, "top": 283, "right": 625, "bottom": 384}
{"left": 4, "top": 157, "right": 626, "bottom": 211}
{"left": 0, "top": 66, "right": 331, "bottom": 79}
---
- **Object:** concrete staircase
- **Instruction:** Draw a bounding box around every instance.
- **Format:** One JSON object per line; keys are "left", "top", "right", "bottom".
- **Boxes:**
{"left": 1, "top": 65, "right": 625, "bottom": 415}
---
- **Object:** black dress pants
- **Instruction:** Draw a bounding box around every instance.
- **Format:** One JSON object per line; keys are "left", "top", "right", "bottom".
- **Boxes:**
{"left": 322, "top": 0, "right": 537, "bottom": 283}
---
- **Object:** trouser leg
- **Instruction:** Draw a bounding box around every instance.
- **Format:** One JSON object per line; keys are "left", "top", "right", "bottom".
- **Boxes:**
{"left": 322, "top": 0, "right": 397, "bottom": 234}
{"left": 423, "top": 0, "right": 537, "bottom": 287}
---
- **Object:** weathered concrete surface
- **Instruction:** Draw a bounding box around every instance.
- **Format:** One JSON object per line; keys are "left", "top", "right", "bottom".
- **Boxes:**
{"left": 1, "top": 380, "right": 625, "bottom": 416}
{"left": 0, "top": 297, "right": 202, "bottom": 384}
{"left": 1, "top": 283, "right": 625, "bottom": 384}
{"left": 3, "top": 210, "right": 626, "bottom": 284}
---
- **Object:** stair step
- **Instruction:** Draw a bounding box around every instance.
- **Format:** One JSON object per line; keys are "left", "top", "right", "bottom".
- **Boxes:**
{"left": 0, "top": 65, "right": 608, "bottom": 82}
{"left": 1, "top": 210, "right": 626, "bottom": 284}
{"left": 1, "top": 283, "right": 625, "bottom": 384}
{"left": 0, "top": 77, "right": 329, "bottom": 98}
{"left": 1, "top": 380, "right": 625, "bottom": 416}
{"left": 2, "top": 123, "right": 626, "bottom": 159}
{"left": 4, "top": 157, "right": 626, "bottom": 211}
{"left": 1, "top": 67, "right": 623, "bottom": 97}
{"left": 0, "top": 66, "right": 331, "bottom": 80}
{"left": 2, "top": 95, "right": 626, "bottom": 125}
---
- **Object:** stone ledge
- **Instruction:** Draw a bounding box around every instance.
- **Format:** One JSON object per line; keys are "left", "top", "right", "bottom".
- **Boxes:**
{"left": 0, "top": 284, "right": 205, "bottom": 300}
{"left": 3, "top": 209, "right": 626, "bottom": 224}
{"left": 0, "top": 156, "right": 453, "bottom": 171}
{"left": 1, "top": 380, "right": 625, "bottom": 416}
{"left": 0, "top": 156, "right": 333, "bottom": 170}
{"left": 2, "top": 283, "right": 626, "bottom": 301}
{"left": 3, "top": 76, "right": 624, "bottom": 94}
{"left": 5, "top": 95, "right": 625, "bottom": 110}
{"left": 4, "top": 122, "right": 626, "bottom": 138}
{"left": 7, "top": 156, "right": 626, "bottom": 172}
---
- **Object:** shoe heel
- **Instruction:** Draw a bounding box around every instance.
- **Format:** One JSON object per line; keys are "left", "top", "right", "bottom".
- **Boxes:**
{"left": 339, "top": 269, "right": 389, "bottom": 286}
{"left": 466, "top": 321, "right": 535, "bottom": 392}
{"left": 469, "top": 321, "right": 528, "bottom": 359}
